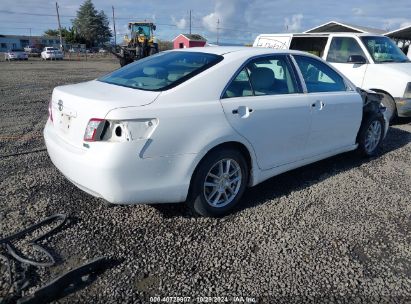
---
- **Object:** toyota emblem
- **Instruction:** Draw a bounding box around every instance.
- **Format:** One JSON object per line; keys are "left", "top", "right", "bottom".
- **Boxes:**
{"left": 58, "top": 100, "right": 63, "bottom": 111}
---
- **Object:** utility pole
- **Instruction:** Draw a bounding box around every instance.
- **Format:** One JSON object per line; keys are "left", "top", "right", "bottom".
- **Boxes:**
{"left": 112, "top": 6, "right": 116, "bottom": 46}
{"left": 55, "top": 2, "right": 63, "bottom": 50}
{"left": 189, "top": 10, "right": 192, "bottom": 34}
{"left": 29, "top": 28, "right": 31, "bottom": 46}
{"left": 216, "top": 18, "right": 220, "bottom": 45}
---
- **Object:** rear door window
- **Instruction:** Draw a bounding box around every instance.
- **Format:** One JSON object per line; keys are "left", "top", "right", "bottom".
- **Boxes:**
{"left": 248, "top": 56, "right": 298, "bottom": 95}
{"left": 223, "top": 68, "right": 253, "bottom": 98}
{"left": 222, "top": 55, "right": 299, "bottom": 98}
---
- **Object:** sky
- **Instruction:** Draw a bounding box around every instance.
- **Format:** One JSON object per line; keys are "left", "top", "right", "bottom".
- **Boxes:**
{"left": 0, "top": 0, "right": 410, "bottom": 45}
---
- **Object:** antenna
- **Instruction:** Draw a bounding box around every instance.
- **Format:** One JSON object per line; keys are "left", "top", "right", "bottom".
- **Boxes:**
{"left": 217, "top": 18, "right": 220, "bottom": 45}
{"left": 189, "top": 10, "right": 192, "bottom": 34}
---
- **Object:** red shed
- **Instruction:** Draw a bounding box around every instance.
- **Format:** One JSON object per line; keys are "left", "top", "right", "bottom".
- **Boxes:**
{"left": 173, "top": 34, "right": 207, "bottom": 49}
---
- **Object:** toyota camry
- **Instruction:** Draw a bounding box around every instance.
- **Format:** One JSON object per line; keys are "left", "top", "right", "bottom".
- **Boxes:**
{"left": 44, "top": 47, "right": 387, "bottom": 216}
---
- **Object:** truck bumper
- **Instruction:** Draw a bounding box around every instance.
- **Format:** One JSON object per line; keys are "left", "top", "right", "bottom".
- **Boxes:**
{"left": 395, "top": 98, "right": 411, "bottom": 117}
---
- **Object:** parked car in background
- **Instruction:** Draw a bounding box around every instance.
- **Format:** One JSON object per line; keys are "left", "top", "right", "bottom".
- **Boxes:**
{"left": 44, "top": 47, "right": 387, "bottom": 217}
{"left": 98, "top": 48, "right": 108, "bottom": 54}
{"left": 41, "top": 47, "right": 64, "bottom": 60}
{"left": 5, "top": 49, "right": 28, "bottom": 61}
{"left": 24, "top": 46, "right": 41, "bottom": 57}
{"left": 254, "top": 33, "right": 411, "bottom": 122}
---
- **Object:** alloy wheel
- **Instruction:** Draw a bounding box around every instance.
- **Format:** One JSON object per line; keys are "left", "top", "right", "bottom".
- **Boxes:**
{"left": 364, "top": 120, "right": 382, "bottom": 154}
{"left": 203, "top": 158, "right": 242, "bottom": 208}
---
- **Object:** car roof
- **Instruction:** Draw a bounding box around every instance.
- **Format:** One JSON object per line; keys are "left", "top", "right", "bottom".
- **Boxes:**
{"left": 171, "top": 46, "right": 308, "bottom": 57}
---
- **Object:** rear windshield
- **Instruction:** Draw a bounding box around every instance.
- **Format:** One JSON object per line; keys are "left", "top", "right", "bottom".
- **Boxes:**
{"left": 99, "top": 51, "right": 223, "bottom": 91}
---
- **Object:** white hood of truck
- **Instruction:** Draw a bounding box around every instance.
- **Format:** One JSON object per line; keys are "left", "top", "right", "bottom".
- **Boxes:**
{"left": 364, "top": 62, "right": 411, "bottom": 98}
{"left": 379, "top": 62, "right": 411, "bottom": 77}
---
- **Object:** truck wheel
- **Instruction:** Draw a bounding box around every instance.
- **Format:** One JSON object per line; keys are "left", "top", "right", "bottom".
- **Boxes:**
{"left": 187, "top": 148, "right": 248, "bottom": 217}
{"left": 149, "top": 47, "right": 158, "bottom": 56}
{"left": 119, "top": 57, "right": 127, "bottom": 67}
{"left": 357, "top": 114, "right": 384, "bottom": 157}
{"left": 380, "top": 93, "right": 397, "bottom": 123}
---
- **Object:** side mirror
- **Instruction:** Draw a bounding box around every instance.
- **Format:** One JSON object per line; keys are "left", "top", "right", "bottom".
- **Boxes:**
{"left": 347, "top": 55, "right": 367, "bottom": 64}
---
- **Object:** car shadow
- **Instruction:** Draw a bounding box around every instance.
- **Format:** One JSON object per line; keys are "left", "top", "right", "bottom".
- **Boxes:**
{"left": 153, "top": 126, "right": 411, "bottom": 218}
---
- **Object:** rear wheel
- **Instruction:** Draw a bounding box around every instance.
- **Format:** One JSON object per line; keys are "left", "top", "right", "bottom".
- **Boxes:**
{"left": 187, "top": 149, "right": 248, "bottom": 217}
{"left": 119, "top": 57, "right": 128, "bottom": 67}
{"left": 357, "top": 114, "right": 384, "bottom": 157}
{"left": 149, "top": 46, "right": 158, "bottom": 56}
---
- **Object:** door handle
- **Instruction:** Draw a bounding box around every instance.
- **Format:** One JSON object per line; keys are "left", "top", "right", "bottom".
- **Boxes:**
{"left": 311, "top": 100, "right": 325, "bottom": 110}
{"left": 232, "top": 106, "right": 253, "bottom": 118}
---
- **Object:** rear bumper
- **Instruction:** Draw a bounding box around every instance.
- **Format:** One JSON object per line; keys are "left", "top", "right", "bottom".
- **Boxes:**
{"left": 395, "top": 98, "right": 411, "bottom": 117}
{"left": 44, "top": 121, "right": 195, "bottom": 204}
{"left": 6, "top": 56, "right": 27, "bottom": 60}
{"left": 43, "top": 54, "right": 63, "bottom": 59}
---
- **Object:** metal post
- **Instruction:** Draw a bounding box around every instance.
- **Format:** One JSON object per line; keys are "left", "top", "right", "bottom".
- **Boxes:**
{"left": 56, "top": 2, "right": 63, "bottom": 50}
{"left": 217, "top": 18, "right": 220, "bottom": 45}
{"left": 189, "top": 10, "right": 192, "bottom": 35}
{"left": 112, "top": 6, "right": 116, "bottom": 46}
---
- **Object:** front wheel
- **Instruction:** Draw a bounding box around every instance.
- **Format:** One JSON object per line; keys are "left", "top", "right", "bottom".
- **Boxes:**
{"left": 357, "top": 115, "right": 384, "bottom": 157}
{"left": 149, "top": 46, "right": 158, "bottom": 56}
{"left": 187, "top": 149, "right": 249, "bottom": 217}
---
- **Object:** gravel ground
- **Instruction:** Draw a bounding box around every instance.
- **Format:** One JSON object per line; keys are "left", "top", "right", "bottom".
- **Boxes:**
{"left": 0, "top": 59, "right": 411, "bottom": 304}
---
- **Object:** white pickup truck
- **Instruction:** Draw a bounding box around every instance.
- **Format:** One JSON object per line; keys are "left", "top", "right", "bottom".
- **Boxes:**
{"left": 253, "top": 33, "right": 411, "bottom": 122}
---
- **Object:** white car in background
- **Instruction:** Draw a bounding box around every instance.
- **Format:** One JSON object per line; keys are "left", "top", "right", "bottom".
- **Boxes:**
{"left": 41, "top": 47, "right": 64, "bottom": 60}
{"left": 5, "top": 49, "right": 28, "bottom": 61}
{"left": 44, "top": 47, "right": 387, "bottom": 216}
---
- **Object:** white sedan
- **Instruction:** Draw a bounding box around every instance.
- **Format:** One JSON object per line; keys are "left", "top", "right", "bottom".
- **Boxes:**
{"left": 41, "top": 47, "right": 64, "bottom": 60}
{"left": 5, "top": 49, "right": 28, "bottom": 60}
{"left": 44, "top": 47, "right": 387, "bottom": 216}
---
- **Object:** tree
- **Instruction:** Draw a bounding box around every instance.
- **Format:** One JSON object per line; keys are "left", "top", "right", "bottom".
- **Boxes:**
{"left": 95, "top": 10, "right": 112, "bottom": 45}
{"left": 72, "top": 0, "right": 112, "bottom": 47}
{"left": 157, "top": 39, "right": 173, "bottom": 51}
{"left": 44, "top": 29, "right": 60, "bottom": 36}
{"left": 44, "top": 27, "right": 79, "bottom": 44}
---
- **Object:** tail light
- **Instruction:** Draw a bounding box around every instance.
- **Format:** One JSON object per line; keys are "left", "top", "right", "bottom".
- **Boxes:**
{"left": 48, "top": 100, "right": 53, "bottom": 122}
{"left": 84, "top": 118, "right": 107, "bottom": 142}
{"left": 83, "top": 119, "right": 158, "bottom": 143}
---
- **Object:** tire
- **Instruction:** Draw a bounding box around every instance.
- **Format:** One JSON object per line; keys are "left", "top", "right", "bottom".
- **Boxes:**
{"left": 119, "top": 57, "right": 127, "bottom": 67}
{"left": 187, "top": 148, "right": 249, "bottom": 217}
{"left": 149, "top": 47, "right": 158, "bottom": 56}
{"left": 380, "top": 93, "right": 397, "bottom": 123}
{"left": 357, "top": 114, "right": 385, "bottom": 157}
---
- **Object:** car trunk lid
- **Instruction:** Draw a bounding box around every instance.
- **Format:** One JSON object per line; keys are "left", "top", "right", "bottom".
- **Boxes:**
{"left": 50, "top": 80, "right": 160, "bottom": 148}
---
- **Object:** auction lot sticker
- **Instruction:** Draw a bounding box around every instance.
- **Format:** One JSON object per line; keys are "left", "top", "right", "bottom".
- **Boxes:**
{"left": 149, "top": 296, "right": 257, "bottom": 303}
